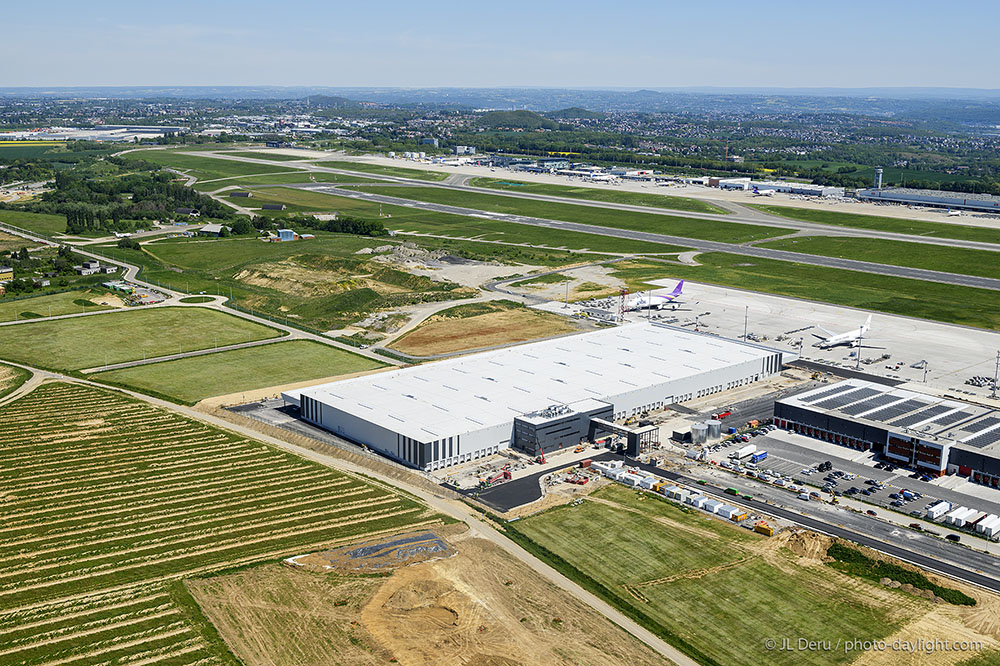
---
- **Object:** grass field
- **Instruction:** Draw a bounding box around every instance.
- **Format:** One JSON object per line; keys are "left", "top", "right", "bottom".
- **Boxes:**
{"left": 131, "top": 150, "right": 297, "bottom": 181}
{"left": 242, "top": 187, "right": 685, "bottom": 255}
{"left": 92, "top": 340, "right": 386, "bottom": 404}
{"left": 0, "top": 306, "right": 282, "bottom": 372}
{"left": 390, "top": 300, "right": 578, "bottom": 356}
{"left": 0, "top": 381, "right": 441, "bottom": 665}
{"left": 0, "top": 288, "right": 116, "bottom": 322}
{"left": 749, "top": 204, "right": 1000, "bottom": 245}
{"left": 0, "top": 231, "right": 31, "bottom": 253}
{"left": 0, "top": 209, "right": 68, "bottom": 236}
{"left": 611, "top": 254, "right": 1000, "bottom": 330}
{"left": 0, "top": 361, "right": 29, "bottom": 399}
{"left": 192, "top": 171, "right": 379, "bottom": 191}
{"left": 470, "top": 177, "right": 730, "bottom": 215}
{"left": 513, "top": 484, "right": 910, "bottom": 666}
{"left": 311, "top": 160, "right": 449, "bottom": 181}
{"left": 351, "top": 185, "right": 783, "bottom": 243}
{"left": 759, "top": 236, "right": 1000, "bottom": 280}
{"left": 178, "top": 295, "right": 215, "bottom": 303}
{"left": 216, "top": 151, "right": 311, "bottom": 161}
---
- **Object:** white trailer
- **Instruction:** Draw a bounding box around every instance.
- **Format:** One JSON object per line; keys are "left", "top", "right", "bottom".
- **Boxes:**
{"left": 675, "top": 489, "right": 692, "bottom": 504}
{"left": 729, "top": 444, "right": 757, "bottom": 460}
{"left": 687, "top": 494, "right": 708, "bottom": 509}
{"left": 639, "top": 476, "right": 660, "bottom": 490}
{"left": 983, "top": 517, "right": 1000, "bottom": 539}
{"left": 976, "top": 514, "right": 1000, "bottom": 534}
{"left": 662, "top": 485, "right": 681, "bottom": 497}
{"left": 703, "top": 499, "right": 724, "bottom": 514}
{"left": 620, "top": 473, "right": 642, "bottom": 487}
{"left": 717, "top": 505, "right": 741, "bottom": 520}
{"left": 926, "top": 501, "right": 951, "bottom": 520}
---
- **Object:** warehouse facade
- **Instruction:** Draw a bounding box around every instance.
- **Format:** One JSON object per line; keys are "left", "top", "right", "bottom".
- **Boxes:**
{"left": 284, "top": 323, "right": 792, "bottom": 471}
{"left": 774, "top": 379, "right": 1000, "bottom": 480}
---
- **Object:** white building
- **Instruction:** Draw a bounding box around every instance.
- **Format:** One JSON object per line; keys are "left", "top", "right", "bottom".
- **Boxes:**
{"left": 283, "top": 322, "right": 793, "bottom": 471}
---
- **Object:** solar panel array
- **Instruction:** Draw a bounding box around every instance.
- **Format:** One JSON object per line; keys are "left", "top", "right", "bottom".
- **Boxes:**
{"left": 863, "top": 399, "right": 929, "bottom": 423}
{"left": 800, "top": 383, "right": 857, "bottom": 404}
{"left": 839, "top": 393, "right": 898, "bottom": 416}
{"left": 960, "top": 427, "right": 1000, "bottom": 449}
{"left": 928, "top": 410, "right": 973, "bottom": 428}
{"left": 813, "top": 387, "right": 881, "bottom": 411}
{"left": 961, "top": 416, "right": 1000, "bottom": 435}
{"left": 889, "top": 404, "right": 953, "bottom": 428}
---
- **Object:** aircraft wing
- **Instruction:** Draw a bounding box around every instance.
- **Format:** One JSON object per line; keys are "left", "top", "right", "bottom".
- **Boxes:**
{"left": 814, "top": 325, "right": 837, "bottom": 338}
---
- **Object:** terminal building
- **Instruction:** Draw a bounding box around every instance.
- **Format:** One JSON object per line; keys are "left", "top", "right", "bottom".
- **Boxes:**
{"left": 283, "top": 323, "right": 793, "bottom": 471}
{"left": 774, "top": 379, "right": 1000, "bottom": 482}
{"left": 856, "top": 187, "right": 1000, "bottom": 213}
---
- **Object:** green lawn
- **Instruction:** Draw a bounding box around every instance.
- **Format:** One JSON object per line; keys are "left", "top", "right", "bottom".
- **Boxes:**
{"left": 0, "top": 361, "right": 30, "bottom": 399}
{"left": 0, "top": 209, "right": 68, "bottom": 236}
{"left": 749, "top": 204, "right": 1000, "bottom": 245}
{"left": 130, "top": 150, "right": 298, "bottom": 180}
{"left": 310, "top": 160, "right": 449, "bottom": 181}
{"left": 216, "top": 150, "right": 311, "bottom": 161}
{"left": 92, "top": 340, "right": 385, "bottom": 403}
{"left": 0, "top": 306, "right": 283, "bottom": 371}
{"left": 470, "top": 177, "right": 730, "bottom": 215}
{"left": 759, "top": 236, "right": 1000, "bottom": 280}
{"left": 614, "top": 254, "right": 1000, "bottom": 330}
{"left": 350, "top": 185, "right": 783, "bottom": 243}
{"left": 514, "top": 484, "right": 908, "bottom": 666}
{"left": 0, "top": 288, "right": 115, "bottom": 322}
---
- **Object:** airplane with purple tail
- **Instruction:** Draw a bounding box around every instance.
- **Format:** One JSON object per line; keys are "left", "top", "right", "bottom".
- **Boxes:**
{"left": 625, "top": 280, "right": 684, "bottom": 311}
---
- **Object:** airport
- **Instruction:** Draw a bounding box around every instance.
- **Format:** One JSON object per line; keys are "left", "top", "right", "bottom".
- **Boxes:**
{"left": 282, "top": 322, "right": 790, "bottom": 471}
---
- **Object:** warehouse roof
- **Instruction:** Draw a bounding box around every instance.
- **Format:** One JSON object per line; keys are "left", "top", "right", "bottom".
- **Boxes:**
{"left": 779, "top": 379, "right": 1000, "bottom": 452}
{"left": 285, "top": 322, "right": 785, "bottom": 443}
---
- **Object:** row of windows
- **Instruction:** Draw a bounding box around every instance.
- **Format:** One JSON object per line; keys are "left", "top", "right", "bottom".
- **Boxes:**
{"left": 426, "top": 444, "right": 500, "bottom": 471}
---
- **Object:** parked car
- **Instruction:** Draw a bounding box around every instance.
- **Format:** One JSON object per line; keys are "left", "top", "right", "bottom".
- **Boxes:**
{"left": 946, "top": 534, "right": 961, "bottom": 543}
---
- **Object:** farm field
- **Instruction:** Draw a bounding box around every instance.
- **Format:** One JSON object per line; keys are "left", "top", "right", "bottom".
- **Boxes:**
{"left": 512, "top": 484, "right": 997, "bottom": 666}
{"left": 0, "top": 231, "right": 30, "bottom": 252}
{"left": 188, "top": 534, "right": 671, "bottom": 666}
{"left": 131, "top": 150, "right": 297, "bottom": 181}
{"left": 310, "top": 159, "right": 449, "bottom": 181}
{"left": 0, "top": 382, "right": 441, "bottom": 665}
{"left": 758, "top": 236, "right": 1000, "bottom": 280}
{"left": 0, "top": 362, "right": 29, "bottom": 400}
{"left": 469, "top": 177, "right": 730, "bottom": 215}
{"left": 748, "top": 204, "right": 1000, "bottom": 245}
{"left": 0, "top": 306, "right": 282, "bottom": 372}
{"left": 92, "top": 340, "right": 387, "bottom": 404}
{"left": 0, "top": 209, "right": 69, "bottom": 236}
{"left": 610, "top": 253, "right": 1000, "bottom": 330}
{"left": 390, "top": 300, "right": 579, "bottom": 357}
{"left": 350, "top": 184, "right": 784, "bottom": 243}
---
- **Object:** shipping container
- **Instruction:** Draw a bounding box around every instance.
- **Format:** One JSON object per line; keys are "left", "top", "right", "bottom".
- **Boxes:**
{"left": 729, "top": 444, "right": 757, "bottom": 460}
{"left": 926, "top": 501, "right": 951, "bottom": 520}
{"left": 687, "top": 494, "right": 708, "bottom": 508}
{"left": 703, "top": 499, "right": 724, "bottom": 514}
{"left": 579, "top": 459, "right": 592, "bottom": 468}
{"left": 754, "top": 522, "right": 775, "bottom": 536}
{"left": 639, "top": 476, "right": 660, "bottom": 490}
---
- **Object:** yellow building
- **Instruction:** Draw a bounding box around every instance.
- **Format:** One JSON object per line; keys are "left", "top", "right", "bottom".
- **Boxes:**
{"left": 0, "top": 266, "right": 13, "bottom": 282}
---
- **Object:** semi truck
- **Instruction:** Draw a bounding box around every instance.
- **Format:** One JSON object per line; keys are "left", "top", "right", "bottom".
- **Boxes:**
{"left": 729, "top": 444, "right": 757, "bottom": 460}
{"left": 750, "top": 450, "right": 768, "bottom": 464}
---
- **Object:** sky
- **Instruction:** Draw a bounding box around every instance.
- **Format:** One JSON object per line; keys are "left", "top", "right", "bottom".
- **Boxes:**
{"left": 3, "top": 0, "right": 996, "bottom": 89}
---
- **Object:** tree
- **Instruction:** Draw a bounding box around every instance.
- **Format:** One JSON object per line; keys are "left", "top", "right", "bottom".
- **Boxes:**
{"left": 230, "top": 218, "right": 254, "bottom": 235}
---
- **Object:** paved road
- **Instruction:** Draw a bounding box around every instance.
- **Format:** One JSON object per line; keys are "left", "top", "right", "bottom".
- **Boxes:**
{"left": 286, "top": 183, "right": 1000, "bottom": 291}
{"left": 2, "top": 365, "right": 696, "bottom": 666}
{"left": 192, "top": 150, "right": 1000, "bottom": 253}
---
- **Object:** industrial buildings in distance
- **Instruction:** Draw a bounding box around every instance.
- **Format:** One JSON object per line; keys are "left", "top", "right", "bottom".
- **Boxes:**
{"left": 856, "top": 187, "right": 1000, "bottom": 213}
{"left": 775, "top": 379, "right": 1000, "bottom": 484}
{"left": 283, "top": 323, "right": 792, "bottom": 471}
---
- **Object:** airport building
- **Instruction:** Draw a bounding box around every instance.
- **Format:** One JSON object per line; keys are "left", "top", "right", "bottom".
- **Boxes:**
{"left": 856, "top": 187, "right": 1000, "bottom": 213}
{"left": 283, "top": 323, "right": 793, "bottom": 471}
{"left": 774, "top": 379, "right": 1000, "bottom": 481}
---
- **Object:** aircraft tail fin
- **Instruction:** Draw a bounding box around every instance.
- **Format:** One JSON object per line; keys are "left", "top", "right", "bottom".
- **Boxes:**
{"left": 670, "top": 280, "right": 684, "bottom": 297}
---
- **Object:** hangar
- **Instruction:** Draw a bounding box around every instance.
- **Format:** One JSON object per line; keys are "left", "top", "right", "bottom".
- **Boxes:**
{"left": 283, "top": 323, "right": 792, "bottom": 471}
{"left": 775, "top": 379, "right": 1000, "bottom": 481}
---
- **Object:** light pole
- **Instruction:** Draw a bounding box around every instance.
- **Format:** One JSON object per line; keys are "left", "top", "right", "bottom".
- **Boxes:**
{"left": 743, "top": 306, "right": 748, "bottom": 340}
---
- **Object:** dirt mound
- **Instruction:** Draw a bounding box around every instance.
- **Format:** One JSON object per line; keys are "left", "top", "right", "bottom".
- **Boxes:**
{"left": 464, "top": 655, "right": 522, "bottom": 666}
{"left": 384, "top": 580, "right": 461, "bottom": 627}
{"left": 782, "top": 529, "right": 833, "bottom": 562}
{"left": 291, "top": 530, "right": 457, "bottom": 573}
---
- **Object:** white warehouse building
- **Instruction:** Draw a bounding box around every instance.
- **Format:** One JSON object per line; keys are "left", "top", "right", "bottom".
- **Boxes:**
{"left": 282, "top": 323, "right": 794, "bottom": 471}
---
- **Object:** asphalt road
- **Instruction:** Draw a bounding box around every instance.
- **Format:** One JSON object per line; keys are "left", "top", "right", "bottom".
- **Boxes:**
{"left": 290, "top": 183, "right": 1000, "bottom": 291}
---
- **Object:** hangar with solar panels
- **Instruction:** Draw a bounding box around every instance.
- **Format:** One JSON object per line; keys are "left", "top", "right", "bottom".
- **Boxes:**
{"left": 775, "top": 379, "right": 1000, "bottom": 482}
{"left": 283, "top": 322, "right": 792, "bottom": 471}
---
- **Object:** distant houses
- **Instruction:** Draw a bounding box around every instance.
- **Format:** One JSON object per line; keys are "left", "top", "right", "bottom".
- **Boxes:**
{"left": 74, "top": 260, "right": 117, "bottom": 276}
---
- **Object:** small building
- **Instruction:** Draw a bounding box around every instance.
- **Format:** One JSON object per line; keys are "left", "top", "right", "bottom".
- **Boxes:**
{"left": 261, "top": 204, "right": 286, "bottom": 211}
{"left": 0, "top": 266, "right": 12, "bottom": 283}
{"left": 100, "top": 265, "right": 118, "bottom": 274}
{"left": 277, "top": 228, "right": 296, "bottom": 242}
{"left": 453, "top": 145, "right": 476, "bottom": 155}
{"left": 33, "top": 277, "right": 50, "bottom": 287}
{"left": 175, "top": 208, "right": 200, "bottom": 217}
{"left": 75, "top": 260, "right": 101, "bottom": 276}
{"left": 198, "top": 224, "right": 232, "bottom": 237}
{"left": 229, "top": 192, "right": 253, "bottom": 198}
{"left": 266, "top": 141, "right": 294, "bottom": 148}
{"left": 420, "top": 137, "right": 439, "bottom": 147}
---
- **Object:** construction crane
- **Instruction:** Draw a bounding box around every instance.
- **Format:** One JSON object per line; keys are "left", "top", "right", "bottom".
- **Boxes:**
{"left": 535, "top": 442, "right": 547, "bottom": 465}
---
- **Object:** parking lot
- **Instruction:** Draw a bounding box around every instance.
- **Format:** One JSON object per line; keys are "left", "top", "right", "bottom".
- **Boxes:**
{"left": 704, "top": 428, "right": 1000, "bottom": 533}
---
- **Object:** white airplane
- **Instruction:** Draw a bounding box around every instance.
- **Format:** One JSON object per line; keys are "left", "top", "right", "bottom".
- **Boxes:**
{"left": 625, "top": 281, "right": 684, "bottom": 311}
{"left": 752, "top": 186, "right": 776, "bottom": 197}
{"left": 114, "top": 232, "right": 132, "bottom": 238}
{"left": 813, "top": 315, "right": 873, "bottom": 348}
{"left": 947, "top": 209, "right": 962, "bottom": 217}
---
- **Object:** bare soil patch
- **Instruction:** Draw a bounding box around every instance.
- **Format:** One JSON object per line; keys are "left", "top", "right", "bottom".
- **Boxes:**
{"left": 391, "top": 307, "right": 577, "bottom": 356}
